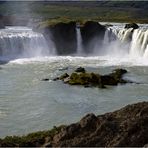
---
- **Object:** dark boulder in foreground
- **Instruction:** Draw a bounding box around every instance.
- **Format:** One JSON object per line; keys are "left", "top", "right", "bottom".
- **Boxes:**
{"left": 54, "top": 68, "right": 128, "bottom": 88}
{"left": 52, "top": 101, "right": 148, "bottom": 147}
{"left": 0, "top": 102, "right": 148, "bottom": 147}
{"left": 125, "top": 23, "right": 139, "bottom": 29}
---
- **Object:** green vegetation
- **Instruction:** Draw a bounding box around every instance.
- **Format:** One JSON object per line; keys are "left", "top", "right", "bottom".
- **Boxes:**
{"left": 0, "top": 125, "right": 64, "bottom": 147}
{"left": 0, "top": 1, "right": 148, "bottom": 24}
{"left": 55, "top": 68, "right": 128, "bottom": 88}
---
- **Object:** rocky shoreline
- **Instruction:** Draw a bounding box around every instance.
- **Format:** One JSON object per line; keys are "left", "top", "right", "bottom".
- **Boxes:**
{"left": 0, "top": 101, "right": 148, "bottom": 147}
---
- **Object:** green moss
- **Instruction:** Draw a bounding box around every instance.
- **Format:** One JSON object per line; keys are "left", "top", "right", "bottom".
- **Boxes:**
{"left": 0, "top": 125, "right": 65, "bottom": 147}
{"left": 38, "top": 17, "right": 75, "bottom": 28}
{"left": 69, "top": 72, "right": 101, "bottom": 86}
{"left": 0, "top": 1, "right": 148, "bottom": 24}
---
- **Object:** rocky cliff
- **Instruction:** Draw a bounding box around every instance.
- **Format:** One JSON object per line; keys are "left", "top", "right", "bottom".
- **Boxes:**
{"left": 0, "top": 101, "right": 148, "bottom": 147}
{"left": 37, "top": 20, "right": 106, "bottom": 55}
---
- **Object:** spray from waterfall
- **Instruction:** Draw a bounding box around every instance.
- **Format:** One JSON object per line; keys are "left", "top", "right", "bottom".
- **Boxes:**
{"left": 0, "top": 27, "right": 51, "bottom": 60}
{"left": 130, "top": 29, "right": 148, "bottom": 57}
{"left": 100, "top": 26, "right": 148, "bottom": 58}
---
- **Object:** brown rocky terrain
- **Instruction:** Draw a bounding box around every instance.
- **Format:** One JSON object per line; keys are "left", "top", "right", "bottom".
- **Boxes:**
{"left": 0, "top": 101, "right": 148, "bottom": 147}
{"left": 52, "top": 101, "right": 148, "bottom": 147}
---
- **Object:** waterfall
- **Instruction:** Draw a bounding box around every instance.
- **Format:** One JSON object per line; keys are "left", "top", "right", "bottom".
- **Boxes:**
{"left": 130, "top": 29, "right": 148, "bottom": 57}
{"left": 0, "top": 24, "right": 148, "bottom": 60}
{"left": 104, "top": 26, "right": 148, "bottom": 58}
{"left": 76, "top": 27, "right": 83, "bottom": 55}
{"left": 0, "top": 26, "right": 52, "bottom": 59}
{"left": 113, "top": 28, "right": 133, "bottom": 42}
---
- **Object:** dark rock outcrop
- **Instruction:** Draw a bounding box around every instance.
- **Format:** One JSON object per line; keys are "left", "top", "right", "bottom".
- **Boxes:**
{"left": 35, "top": 21, "right": 106, "bottom": 55}
{"left": 75, "top": 67, "right": 86, "bottom": 73}
{"left": 0, "top": 14, "right": 5, "bottom": 29}
{"left": 44, "top": 22, "right": 77, "bottom": 55}
{"left": 125, "top": 23, "right": 139, "bottom": 29}
{"left": 42, "top": 78, "right": 50, "bottom": 81}
{"left": 80, "top": 21, "right": 106, "bottom": 53}
{"left": 59, "top": 73, "right": 69, "bottom": 80}
{"left": 52, "top": 101, "right": 148, "bottom": 147}
{"left": 101, "top": 68, "right": 128, "bottom": 85}
{"left": 54, "top": 68, "right": 128, "bottom": 88}
{"left": 0, "top": 102, "right": 147, "bottom": 147}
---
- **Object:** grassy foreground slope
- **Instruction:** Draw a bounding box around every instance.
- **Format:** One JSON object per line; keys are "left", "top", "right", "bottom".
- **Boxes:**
{"left": 0, "top": 1, "right": 148, "bottom": 23}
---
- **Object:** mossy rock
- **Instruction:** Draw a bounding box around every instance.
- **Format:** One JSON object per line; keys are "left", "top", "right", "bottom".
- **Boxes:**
{"left": 0, "top": 126, "right": 64, "bottom": 147}
{"left": 75, "top": 67, "right": 86, "bottom": 73}
{"left": 101, "top": 69, "right": 128, "bottom": 85}
{"left": 37, "top": 17, "right": 75, "bottom": 29}
{"left": 68, "top": 72, "right": 103, "bottom": 87}
{"left": 54, "top": 68, "right": 129, "bottom": 88}
{"left": 100, "top": 75, "right": 118, "bottom": 85}
{"left": 59, "top": 73, "right": 69, "bottom": 80}
{"left": 69, "top": 72, "right": 91, "bottom": 85}
{"left": 110, "top": 69, "right": 127, "bottom": 82}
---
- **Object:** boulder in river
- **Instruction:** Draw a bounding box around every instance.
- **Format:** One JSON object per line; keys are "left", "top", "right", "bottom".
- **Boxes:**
{"left": 54, "top": 67, "right": 128, "bottom": 88}
{"left": 101, "top": 68, "right": 128, "bottom": 85}
{"left": 75, "top": 67, "right": 86, "bottom": 73}
{"left": 59, "top": 73, "right": 69, "bottom": 80}
{"left": 125, "top": 23, "right": 139, "bottom": 29}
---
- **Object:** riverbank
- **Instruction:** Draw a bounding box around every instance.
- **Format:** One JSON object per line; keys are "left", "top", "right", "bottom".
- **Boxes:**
{"left": 0, "top": 101, "right": 148, "bottom": 147}
{"left": 0, "top": 1, "right": 148, "bottom": 26}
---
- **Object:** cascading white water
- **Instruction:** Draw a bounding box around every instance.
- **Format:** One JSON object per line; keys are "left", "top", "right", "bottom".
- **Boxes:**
{"left": 130, "top": 29, "right": 148, "bottom": 57}
{"left": 0, "top": 26, "right": 52, "bottom": 59}
{"left": 104, "top": 24, "right": 148, "bottom": 58}
{"left": 112, "top": 28, "right": 133, "bottom": 42}
{"left": 76, "top": 27, "right": 83, "bottom": 55}
{"left": 102, "top": 28, "right": 131, "bottom": 56}
{"left": 0, "top": 24, "right": 147, "bottom": 60}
